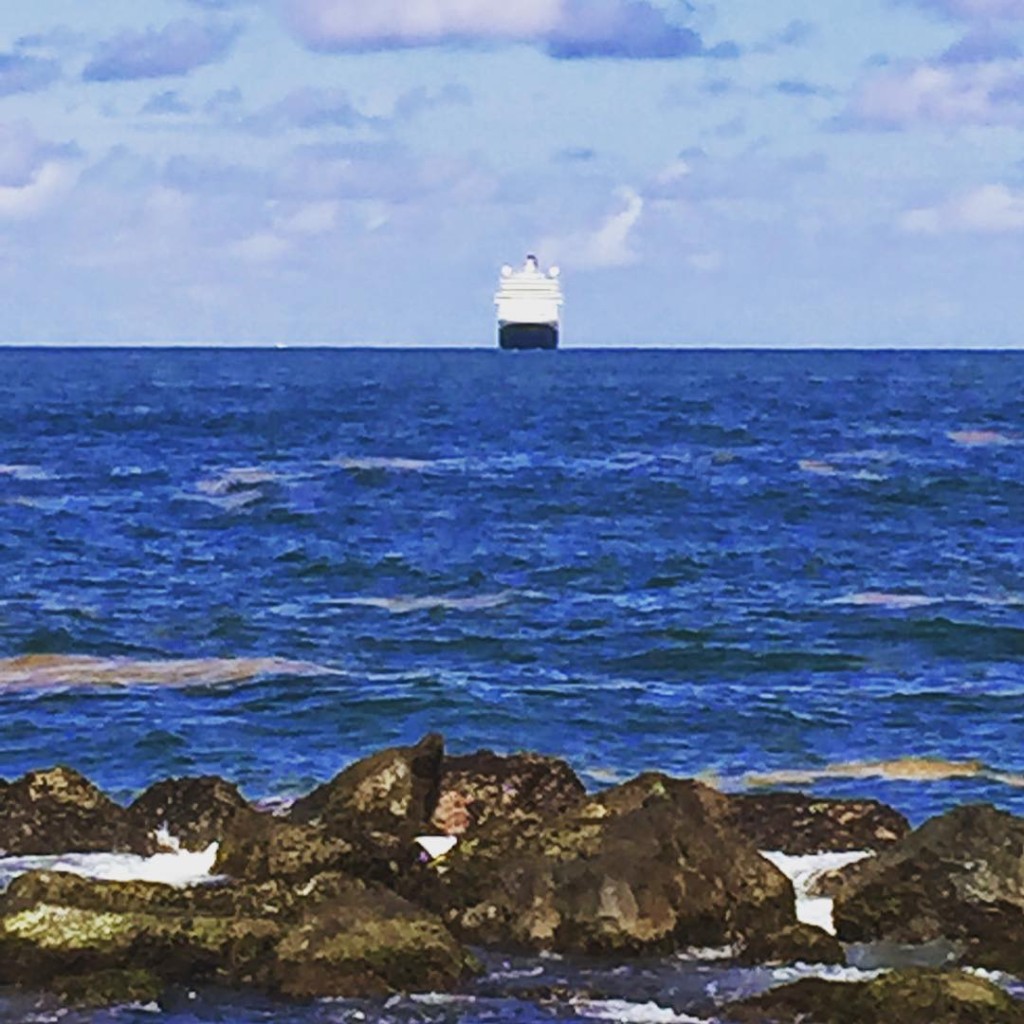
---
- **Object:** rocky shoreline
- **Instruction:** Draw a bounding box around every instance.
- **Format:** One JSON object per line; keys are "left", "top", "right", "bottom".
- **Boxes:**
{"left": 2, "top": 735, "right": 1024, "bottom": 1022}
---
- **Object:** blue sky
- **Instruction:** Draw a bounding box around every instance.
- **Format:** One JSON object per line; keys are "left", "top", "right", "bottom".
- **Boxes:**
{"left": 2, "top": 0, "right": 1024, "bottom": 346}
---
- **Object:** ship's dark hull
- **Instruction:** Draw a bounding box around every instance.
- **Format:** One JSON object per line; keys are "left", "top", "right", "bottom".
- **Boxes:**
{"left": 499, "top": 323, "right": 558, "bottom": 350}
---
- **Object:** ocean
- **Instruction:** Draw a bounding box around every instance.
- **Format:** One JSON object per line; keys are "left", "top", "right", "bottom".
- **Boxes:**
{"left": 1, "top": 347, "right": 1023, "bottom": 1022}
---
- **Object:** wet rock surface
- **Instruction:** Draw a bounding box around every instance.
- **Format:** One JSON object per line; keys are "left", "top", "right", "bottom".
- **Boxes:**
{"left": 728, "top": 791, "right": 910, "bottom": 855}
{"left": 2, "top": 741, "right": 1024, "bottom": 1012}
{"left": 128, "top": 775, "right": 249, "bottom": 852}
{"left": 402, "top": 772, "right": 797, "bottom": 955}
{"left": 725, "top": 968, "right": 1024, "bottom": 1023}
{"left": 833, "top": 804, "right": 1024, "bottom": 973}
{"left": 0, "top": 766, "right": 151, "bottom": 857}
{"left": 0, "top": 867, "right": 474, "bottom": 1003}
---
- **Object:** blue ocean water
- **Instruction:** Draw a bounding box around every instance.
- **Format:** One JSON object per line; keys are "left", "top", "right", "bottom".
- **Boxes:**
{"left": 1, "top": 347, "right": 1023, "bottom": 826}
{"left": 2, "top": 347, "right": 1024, "bottom": 1023}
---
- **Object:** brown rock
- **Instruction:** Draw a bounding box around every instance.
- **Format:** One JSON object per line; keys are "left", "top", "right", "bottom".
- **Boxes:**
{"left": 728, "top": 791, "right": 910, "bottom": 855}
{"left": 431, "top": 750, "right": 586, "bottom": 836}
{"left": 128, "top": 775, "right": 250, "bottom": 852}
{"left": 290, "top": 733, "right": 444, "bottom": 833}
{"left": 0, "top": 766, "right": 149, "bottom": 856}
{"left": 737, "top": 923, "right": 845, "bottom": 967}
{"left": 832, "top": 804, "right": 1024, "bottom": 964}
{"left": 403, "top": 773, "right": 797, "bottom": 955}
{"left": 725, "top": 968, "right": 1024, "bottom": 1023}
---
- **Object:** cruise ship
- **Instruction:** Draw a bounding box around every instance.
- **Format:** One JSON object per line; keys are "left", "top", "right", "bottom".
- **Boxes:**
{"left": 494, "top": 255, "right": 563, "bottom": 350}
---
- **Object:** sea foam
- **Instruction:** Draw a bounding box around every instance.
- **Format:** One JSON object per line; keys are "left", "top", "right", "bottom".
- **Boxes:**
{"left": 760, "top": 850, "right": 873, "bottom": 935}
{"left": 0, "top": 842, "right": 221, "bottom": 893}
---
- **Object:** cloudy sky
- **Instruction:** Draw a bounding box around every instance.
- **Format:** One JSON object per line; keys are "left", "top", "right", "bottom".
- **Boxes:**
{"left": 2, "top": 0, "right": 1024, "bottom": 346}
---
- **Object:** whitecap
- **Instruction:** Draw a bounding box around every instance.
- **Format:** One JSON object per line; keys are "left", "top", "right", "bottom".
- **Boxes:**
{"left": 768, "top": 963, "right": 888, "bottom": 983}
{"left": 330, "top": 456, "right": 438, "bottom": 473}
{"left": 571, "top": 999, "right": 706, "bottom": 1023}
{"left": 829, "top": 591, "right": 940, "bottom": 609}
{"left": 948, "top": 430, "right": 1018, "bottom": 447}
{"left": 328, "top": 592, "right": 515, "bottom": 614}
{"left": 0, "top": 842, "right": 221, "bottom": 892}
{"left": 760, "top": 850, "right": 874, "bottom": 935}
{"left": 196, "top": 466, "right": 281, "bottom": 495}
{"left": 0, "top": 464, "right": 50, "bottom": 481}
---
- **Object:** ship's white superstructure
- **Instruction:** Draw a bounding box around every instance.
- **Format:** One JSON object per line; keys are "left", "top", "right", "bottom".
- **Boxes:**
{"left": 494, "top": 255, "right": 562, "bottom": 349}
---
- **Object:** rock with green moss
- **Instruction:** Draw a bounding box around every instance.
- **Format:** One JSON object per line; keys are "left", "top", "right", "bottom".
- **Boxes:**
{"left": 0, "top": 866, "right": 474, "bottom": 1003}
{"left": 725, "top": 968, "right": 1024, "bottom": 1023}
{"left": 128, "top": 775, "right": 250, "bottom": 852}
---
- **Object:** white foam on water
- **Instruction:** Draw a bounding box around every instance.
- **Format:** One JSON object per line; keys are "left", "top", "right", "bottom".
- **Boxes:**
{"left": 948, "top": 429, "right": 1019, "bottom": 447}
{"left": 0, "top": 654, "right": 334, "bottom": 690}
{"left": 0, "top": 463, "right": 51, "bottom": 481}
{"left": 768, "top": 963, "right": 888, "bottom": 984}
{"left": 331, "top": 456, "right": 439, "bottom": 473}
{"left": 829, "top": 591, "right": 940, "bottom": 609}
{"left": 760, "top": 850, "right": 874, "bottom": 935}
{"left": 571, "top": 999, "right": 707, "bottom": 1023}
{"left": 0, "top": 842, "right": 222, "bottom": 891}
{"left": 196, "top": 466, "right": 282, "bottom": 496}
{"left": 328, "top": 592, "right": 515, "bottom": 614}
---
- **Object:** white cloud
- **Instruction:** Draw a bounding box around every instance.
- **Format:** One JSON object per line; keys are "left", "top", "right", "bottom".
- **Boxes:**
{"left": 849, "top": 61, "right": 1024, "bottom": 127}
{"left": 283, "top": 0, "right": 708, "bottom": 58}
{"left": 541, "top": 186, "right": 644, "bottom": 269}
{"left": 286, "top": 0, "right": 562, "bottom": 47}
{"left": 227, "top": 231, "right": 293, "bottom": 261}
{"left": 900, "top": 184, "right": 1024, "bottom": 233}
{"left": 0, "top": 161, "right": 74, "bottom": 219}
{"left": 274, "top": 200, "right": 339, "bottom": 235}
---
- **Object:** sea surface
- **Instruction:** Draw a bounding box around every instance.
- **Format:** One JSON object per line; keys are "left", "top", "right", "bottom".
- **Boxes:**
{"left": 1, "top": 347, "right": 1023, "bottom": 1022}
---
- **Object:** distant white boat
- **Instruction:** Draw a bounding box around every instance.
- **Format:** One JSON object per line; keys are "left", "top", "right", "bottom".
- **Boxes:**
{"left": 494, "top": 255, "right": 563, "bottom": 350}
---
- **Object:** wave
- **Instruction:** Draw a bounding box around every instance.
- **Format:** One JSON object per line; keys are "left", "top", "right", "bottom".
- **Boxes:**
{"left": 327, "top": 592, "right": 516, "bottom": 614}
{"left": 745, "top": 756, "right": 1024, "bottom": 788}
{"left": 797, "top": 459, "right": 886, "bottom": 482}
{"left": 329, "top": 456, "right": 441, "bottom": 473}
{"left": 947, "top": 429, "right": 1019, "bottom": 447}
{"left": 0, "top": 464, "right": 52, "bottom": 481}
{"left": 0, "top": 655, "right": 335, "bottom": 690}
{"left": 831, "top": 591, "right": 1024, "bottom": 610}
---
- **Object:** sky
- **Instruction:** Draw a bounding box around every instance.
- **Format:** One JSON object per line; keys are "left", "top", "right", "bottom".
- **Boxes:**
{"left": 2, "top": 0, "right": 1024, "bottom": 347}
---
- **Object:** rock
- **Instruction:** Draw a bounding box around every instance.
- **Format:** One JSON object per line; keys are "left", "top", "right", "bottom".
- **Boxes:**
{"left": 725, "top": 968, "right": 1024, "bottom": 1023}
{"left": 0, "top": 766, "right": 150, "bottom": 856}
{"left": 271, "top": 884, "right": 477, "bottom": 998}
{"left": 0, "top": 866, "right": 473, "bottom": 1003}
{"left": 728, "top": 791, "right": 910, "bottom": 855}
{"left": 431, "top": 749, "right": 586, "bottom": 836}
{"left": 403, "top": 773, "right": 796, "bottom": 955}
{"left": 832, "top": 804, "right": 1024, "bottom": 966}
{"left": 290, "top": 733, "right": 444, "bottom": 834}
{"left": 128, "top": 776, "right": 250, "bottom": 851}
{"left": 736, "top": 923, "right": 845, "bottom": 966}
{"left": 214, "top": 809, "right": 356, "bottom": 882}
{"left": 50, "top": 969, "right": 163, "bottom": 1009}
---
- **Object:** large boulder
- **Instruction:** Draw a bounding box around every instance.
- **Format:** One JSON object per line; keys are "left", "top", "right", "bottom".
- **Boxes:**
{"left": 402, "top": 773, "right": 798, "bottom": 956}
{"left": 833, "top": 804, "right": 1024, "bottom": 959}
{"left": 0, "top": 767, "right": 150, "bottom": 856}
{"left": 728, "top": 791, "right": 910, "bottom": 855}
{"left": 290, "top": 733, "right": 444, "bottom": 834}
{"left": 0, "top": 867, "right": 474, "bottom": 1003}
{"left": 128, "top": 776, "right": 249, "bottom": 852}
{"left": 725, "top": 968, "right": 1024, "bottom": 1023}
{"left": 431, "top": 750, "right": 586, "bottom": 836}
